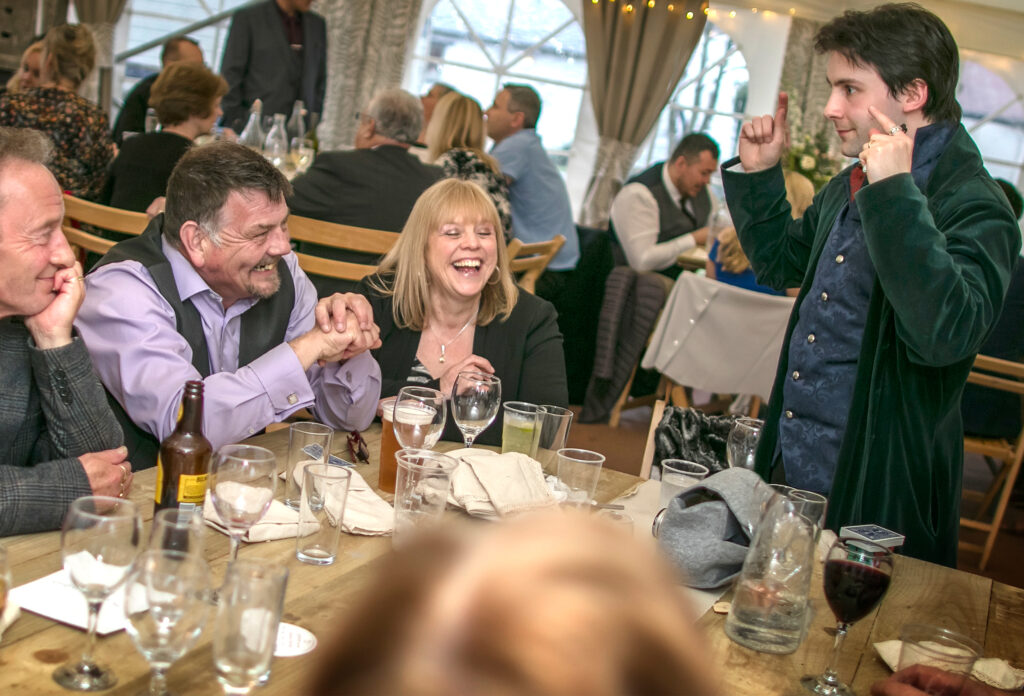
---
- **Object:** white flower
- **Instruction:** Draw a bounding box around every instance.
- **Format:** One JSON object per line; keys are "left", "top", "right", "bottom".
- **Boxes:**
{"left": 800, "top": 155, "right": 816, "bottom": 171}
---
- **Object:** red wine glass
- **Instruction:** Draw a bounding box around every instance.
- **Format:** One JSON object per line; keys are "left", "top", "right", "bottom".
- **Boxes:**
{"left": 800, "top": 538, "right": 894, "bottom": 695}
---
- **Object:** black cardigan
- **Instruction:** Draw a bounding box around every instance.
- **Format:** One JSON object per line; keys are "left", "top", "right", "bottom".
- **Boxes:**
{"left": 357, "top": 276, "right": 569, "bottom": 446}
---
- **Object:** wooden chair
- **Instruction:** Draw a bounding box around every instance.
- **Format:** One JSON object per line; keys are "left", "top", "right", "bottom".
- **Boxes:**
{"left": 286, "top": 215, "right": 400, "bottom": 283}
{"left": 506, "top": 235, "right": 566, "bottom": 294}
{"left": 959, "top": 354, "right": 1024, "bottom": 571}
{"left": 61, "top": 194, "right": 148, "bottom": 263}
{"left": 639, "top": 399, "right": 668, "bottom": 480}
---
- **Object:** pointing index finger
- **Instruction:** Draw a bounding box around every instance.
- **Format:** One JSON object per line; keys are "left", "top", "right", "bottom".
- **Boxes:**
{"left": 867, "top": 106, "right": 901, "bottom": 133}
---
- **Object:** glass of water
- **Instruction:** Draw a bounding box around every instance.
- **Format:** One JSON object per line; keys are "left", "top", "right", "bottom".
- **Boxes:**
{"left": 658, "top": 459, "right": 710, "bottom": 509}
{"left": 727, "top": 417, "right": 764, "bottom": 470}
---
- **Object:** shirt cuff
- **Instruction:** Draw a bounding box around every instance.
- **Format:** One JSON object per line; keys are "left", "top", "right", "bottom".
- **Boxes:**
{"left": 249, "top": 342, "right": 316, "bottom": 414}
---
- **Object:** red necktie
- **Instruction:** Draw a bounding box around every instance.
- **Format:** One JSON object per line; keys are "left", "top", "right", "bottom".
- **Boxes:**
{"left": 849, "top": 165, "right": 866, "bottom": 202}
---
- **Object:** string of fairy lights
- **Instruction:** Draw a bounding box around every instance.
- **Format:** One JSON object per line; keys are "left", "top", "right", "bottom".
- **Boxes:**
{"left": 588, "top": 0, "right": 801, "bottom": 21}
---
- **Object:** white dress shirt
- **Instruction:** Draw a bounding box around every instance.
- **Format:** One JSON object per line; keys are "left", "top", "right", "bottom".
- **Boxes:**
{"left": 610, "top": 162, "right": 719, "bottom": 272}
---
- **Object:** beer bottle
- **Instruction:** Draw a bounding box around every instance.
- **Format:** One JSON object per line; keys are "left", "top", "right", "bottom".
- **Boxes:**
{"left": 155, "top": 380, "right": 212, "bottom": 514}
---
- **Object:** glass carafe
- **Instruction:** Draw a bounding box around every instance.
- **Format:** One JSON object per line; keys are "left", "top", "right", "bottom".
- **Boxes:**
{"left": 263, "top": 113, "right": 289, "bottom": 169}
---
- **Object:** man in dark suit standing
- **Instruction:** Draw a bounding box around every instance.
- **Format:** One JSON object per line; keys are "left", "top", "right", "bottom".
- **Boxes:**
{"left": 0, "top": 128, "right": 132, "bottom": 536}
{"left": 219, "top": 0, "right": 327, "bottom": 130}
{"left": 288, "top": 88, "right": 443, "bottom": 293}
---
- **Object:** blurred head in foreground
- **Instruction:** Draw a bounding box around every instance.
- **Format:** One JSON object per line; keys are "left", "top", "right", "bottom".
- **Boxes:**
{"left": 308, "top": 511, "right": 719, "bottom": 696}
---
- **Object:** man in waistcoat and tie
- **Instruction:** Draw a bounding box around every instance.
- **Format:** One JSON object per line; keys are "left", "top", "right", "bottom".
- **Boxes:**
{"left": 610, "top": 133, "right": 720, "bottom": 280}
{"left": 76, "top": 142, "right": 382, "bottom": 468}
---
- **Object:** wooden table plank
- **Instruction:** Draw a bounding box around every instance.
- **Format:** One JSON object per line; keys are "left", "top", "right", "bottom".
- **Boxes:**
{"left": 986, "top": 582, "right": 1024, "bottom": 665}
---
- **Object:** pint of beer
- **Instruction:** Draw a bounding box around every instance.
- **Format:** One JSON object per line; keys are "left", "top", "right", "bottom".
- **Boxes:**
{"left": 379, "top": 397, "right": 400, "bottom": 493}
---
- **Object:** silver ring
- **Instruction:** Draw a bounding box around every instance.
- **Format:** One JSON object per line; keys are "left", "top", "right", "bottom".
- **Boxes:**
{"left": 888, "top": 126, "right": 902, "bottom": 136}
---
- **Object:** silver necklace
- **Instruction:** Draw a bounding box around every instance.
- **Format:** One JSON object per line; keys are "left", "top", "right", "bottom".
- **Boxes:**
{"left": 433, "top": 314, "right": 476, "bottom": 363}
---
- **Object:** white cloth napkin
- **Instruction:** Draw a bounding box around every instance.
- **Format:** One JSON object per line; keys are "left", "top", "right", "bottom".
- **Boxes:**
{"left": 446, "top": 449, "right": 556, "bottom": 518}
{"left": 874, "top": 640, "right": 1024, "bottom": 690}
{"left": 204, "top": 467, "right": 394, "bottom": 540}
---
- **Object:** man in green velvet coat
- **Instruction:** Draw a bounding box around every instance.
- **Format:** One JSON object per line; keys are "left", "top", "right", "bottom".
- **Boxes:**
{"left": 721, "top": 3, "right": 1021, "bottom": 565}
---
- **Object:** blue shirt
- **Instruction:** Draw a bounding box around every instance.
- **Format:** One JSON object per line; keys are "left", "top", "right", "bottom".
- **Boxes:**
{"left": 491, "top": 129, "right": 580, "bottom": 270}
{"left": 776, "top": 123, "right": 956, "bottom": 493}
{"left": 709, "top": 238, "right": 785, "bottom": 296}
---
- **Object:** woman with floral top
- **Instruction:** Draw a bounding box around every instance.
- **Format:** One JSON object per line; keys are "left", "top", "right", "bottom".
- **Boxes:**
{"left": 425, "top": 92, "right": 513, "bottom": 241}
{"left": 0, "top": 24, "right": 112, "bottom": 201}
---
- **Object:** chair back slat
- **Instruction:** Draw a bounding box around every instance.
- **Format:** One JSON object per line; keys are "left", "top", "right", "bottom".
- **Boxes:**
{"left": 507, "top": 234, "right": 565, "bottom": 294}
{"left": 287, "top": 215, "right": 399, "bottom": 255}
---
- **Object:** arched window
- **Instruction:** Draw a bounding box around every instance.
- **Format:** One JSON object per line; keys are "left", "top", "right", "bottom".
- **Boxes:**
{"left": 405, "top": 0, "right": 587, "bottom": 170}
{"left": 631, "top": 21, "right": 749, "bottom": 174}
{"left": 958, "top": 58, "right": 1024, "bottom": 190}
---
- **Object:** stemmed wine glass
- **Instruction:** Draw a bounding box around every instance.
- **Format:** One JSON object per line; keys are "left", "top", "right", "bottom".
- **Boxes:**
{"left": 800, "top": 538, "right": 894, "bottom": 695}
{"left": 54, "top": 496, "right": 142, "bottom": 691}
{"left": 727, "top": 417, "right": 763, "bottom": 469}
{"left": 209, "top": 445, "right": 277, "bottom": 562}
{"left": 450, "top": 371, "right": 501, "bottom": 447}
{"left": 394, "top": 386, "right": 446, "bottom": 450}
{"left": 124, "top": 550, "right": 211, "bottom": 696}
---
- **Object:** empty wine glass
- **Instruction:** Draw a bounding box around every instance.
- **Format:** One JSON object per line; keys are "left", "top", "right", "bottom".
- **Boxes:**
{"left": 727, "top": 417, "right": 763, "bottom": 469}
{"left": 209, "top": 445, "right": 277, "bottom": 562}
{"left": 451, "top": 371, "right": 501, "bottom": 447}
{"left": 54, "top": 496, "right": 142, "bottom": 691}
{"left": 394, "top": 386, "right": 446, "bottom": 450}
{"left": 800, "top": 538, "right": 894, "bottom": 695}
{"left": 124, "top": 550, "right": 211, "bottom": 696}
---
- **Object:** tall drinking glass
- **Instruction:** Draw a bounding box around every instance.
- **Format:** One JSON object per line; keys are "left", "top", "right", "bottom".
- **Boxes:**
{"left": 800, "top": 538, "right": 894, "bottom": 695}
{"left": 451, "top": 371, "right": 501, "bottom": 447}
{"left": 727, "top": 417, "right": 763, "bottom": 469}
{"left": 393, "top": 450, "right": 456, "bottom": 548}
{"left": 556, "top": 448, "right": 605, "bottom": 505}
{"left": 124, "top": 550, "right": 211, "bottom": 696}
{"left": 54, "top": 496, "right": 142, "bottom": 691}
{"left": 209, "top": 445, "right": 277, "bottom": 562}
{"left": 501, "top": 401, "right": 541, "bottom": 455}
{"left": 213, "top": 561, "right": 288, "bottom": 695}
{"left": 378, "top": 397, "right": 400, "bottom": 494}
{"left": 532, "top": 405, "right": 573, "bottom": 473}
{"left": 393, "top": 387, "right": 446, "bottom": 450}
{"left": 283, "top": 422, "right": 332, "bottom": 510}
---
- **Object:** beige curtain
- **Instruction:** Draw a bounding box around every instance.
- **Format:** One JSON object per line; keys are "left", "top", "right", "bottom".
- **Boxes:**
{"left": 317, "top": 0, "right": 423, "bottom": 151}
{"left": 72, "top": 0, "right": 129, "bottom": 113}
{"left": 579, "top": 1, "right": 708, "bottom": 229}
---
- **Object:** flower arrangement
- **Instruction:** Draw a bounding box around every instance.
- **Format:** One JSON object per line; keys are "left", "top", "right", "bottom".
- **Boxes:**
{"left": 782, "top": 93, "right": 845, "bottom": 191}
{"left": 785, "top": 129, "right": 843, "bottom": 192}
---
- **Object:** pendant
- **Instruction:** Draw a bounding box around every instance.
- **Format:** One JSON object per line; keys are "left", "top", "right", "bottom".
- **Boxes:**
{"left": 439, "top": 345, "right": 446, "bottom": 363}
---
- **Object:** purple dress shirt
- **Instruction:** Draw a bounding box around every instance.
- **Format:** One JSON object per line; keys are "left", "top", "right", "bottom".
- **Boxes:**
{"left": 75, "top": 236, "right": 381, "bottom": 450}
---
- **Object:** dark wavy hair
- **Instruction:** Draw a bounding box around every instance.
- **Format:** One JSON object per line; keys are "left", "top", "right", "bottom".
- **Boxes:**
{"left": 815, "top": 3, "right": 961, "bottom": 123}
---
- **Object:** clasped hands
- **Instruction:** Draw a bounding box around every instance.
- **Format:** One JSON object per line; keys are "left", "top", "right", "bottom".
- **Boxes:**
{"left": 291, "top": 292, "right": 382, "bottom": 368}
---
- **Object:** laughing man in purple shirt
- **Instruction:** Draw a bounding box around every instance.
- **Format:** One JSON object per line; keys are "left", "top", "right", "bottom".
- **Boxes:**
{"left": 76, "top": 142, "right": 382, "bottom": 466}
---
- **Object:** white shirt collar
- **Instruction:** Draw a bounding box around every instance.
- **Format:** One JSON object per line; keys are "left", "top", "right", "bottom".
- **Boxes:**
{"left": 661, "top": 161, "right": 684, "bottom": 205}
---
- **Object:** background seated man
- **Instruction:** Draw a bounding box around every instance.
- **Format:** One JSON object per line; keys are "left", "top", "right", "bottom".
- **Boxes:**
{"left": 76, "top": 142, "right": 382, "bottom": 467}
{"left": 0, "top": 127, "right": 131, "bottom": 536}
{"left": 610, "top": 133, "right": 720, "bottom": 280}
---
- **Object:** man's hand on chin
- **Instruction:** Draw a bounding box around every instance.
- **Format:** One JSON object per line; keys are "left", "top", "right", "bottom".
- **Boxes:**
{"left": 24, "top": 262, "right": 86, "bottom": 350}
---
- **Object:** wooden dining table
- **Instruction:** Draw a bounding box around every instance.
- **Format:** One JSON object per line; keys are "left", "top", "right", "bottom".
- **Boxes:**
{"left": 1, "top": 423, "right": 1022, "bottom": 695}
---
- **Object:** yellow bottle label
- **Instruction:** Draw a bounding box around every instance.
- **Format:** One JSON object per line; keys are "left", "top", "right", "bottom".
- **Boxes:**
{"left": 177, "top": 473, "right": 209, "bottom": 505}
{"left": 154, "top": 455, "right": 164, "bottom": 504}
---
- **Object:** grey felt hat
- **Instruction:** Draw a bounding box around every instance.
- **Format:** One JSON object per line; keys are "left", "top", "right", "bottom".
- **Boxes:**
{"left": 656, "top": 468, "right": 774, "bottom": 589}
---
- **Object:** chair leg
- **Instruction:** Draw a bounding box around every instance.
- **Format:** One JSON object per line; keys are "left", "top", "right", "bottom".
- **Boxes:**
{"left": 978, "top": 461, "right": 1010, "bottom": 519}
{"left": 979, "top": 453, "right": 1023, "bottom": 571}
{"left": 609, "top": 361, "right": 641, "bottom": 428}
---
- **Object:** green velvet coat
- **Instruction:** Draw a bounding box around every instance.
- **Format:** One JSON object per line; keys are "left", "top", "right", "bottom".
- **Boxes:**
{"left": 722, "top": 125, "right": 1021, "bottom": 565}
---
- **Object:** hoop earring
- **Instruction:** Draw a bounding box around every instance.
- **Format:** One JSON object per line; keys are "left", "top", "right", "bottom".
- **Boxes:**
{"left": 487, "top": 269, "right": 500, "bottom": 286}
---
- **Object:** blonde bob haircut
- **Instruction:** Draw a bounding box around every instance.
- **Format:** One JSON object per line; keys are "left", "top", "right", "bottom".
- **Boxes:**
{"left": 426, "top": 92, "right": 500, "bottom": 175}
{"left": 372, "top": 178, "right": 518, "bottom": 331}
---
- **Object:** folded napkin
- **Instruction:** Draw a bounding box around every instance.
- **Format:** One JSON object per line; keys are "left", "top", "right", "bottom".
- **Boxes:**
{"left": 446, "top": 449, "right": 556, "bottom": 518}
{"left": 204, "top": 467, "right": 393, "bottom": 541}
{"left": 874, "top": 640, "right": 1024, "bottom": 690}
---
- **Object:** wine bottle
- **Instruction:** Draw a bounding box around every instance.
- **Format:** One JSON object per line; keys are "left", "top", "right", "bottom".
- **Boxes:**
{"left": 155, "top": 381, "right": 213, "bottom": 514}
